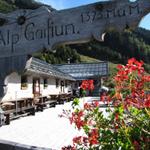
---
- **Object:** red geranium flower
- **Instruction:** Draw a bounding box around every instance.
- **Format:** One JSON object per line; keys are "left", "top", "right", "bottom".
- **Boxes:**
{"left": 84, "top": 103, "right": 91, "bottom": 110}
{"left": 88, "top": 128, "right": 99, "bottom": 145}
{"left": 80, "top": 80, "right": 94, "bottom": 91}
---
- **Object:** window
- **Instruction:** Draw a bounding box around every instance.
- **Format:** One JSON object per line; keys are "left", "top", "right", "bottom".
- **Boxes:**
{"left": 56, "top": 79, "right": 59, "bottom": 88}
{"left": 21, "top": 75, "right": 28, "bottom": 90}
{"left": 43, "top": 78, "right": 48, "bottom": 89}
{"left": 33, "top": 78, "right": 40, "bottom": 95}
{"left": 61, "top": 81, "right": 64, "bottom": 86}
{"left": 65, "top": 81, "right": 68, "bottom": 87}
{"left": 61, "top": 81, "right": 64, "bottom": 93}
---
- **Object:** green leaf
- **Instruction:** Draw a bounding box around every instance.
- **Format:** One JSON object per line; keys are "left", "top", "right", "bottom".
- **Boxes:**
{"left": 83, "top": 125, "right": 90, "bottom": 134}
{"left": 82, "top": 90, "right": 86, "bottom": 96}
{"left": 72, "top": 98, "right": 80, "bottom": 106}
{"left": 118, "top": 105, "right": 124, "bottom": 114}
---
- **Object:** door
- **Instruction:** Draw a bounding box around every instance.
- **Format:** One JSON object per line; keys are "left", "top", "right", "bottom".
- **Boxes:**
{"left": 60, "top": 81, "right": 64, "bottom": 93}
{"left": 33, "top": 78, "right": 40, "bottom": 97}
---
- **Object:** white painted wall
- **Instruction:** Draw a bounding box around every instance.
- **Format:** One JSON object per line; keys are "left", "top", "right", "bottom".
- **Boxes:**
{"left": 2, "top": 72, "right": 72, "bottom": 102}
{"left": 2, "top": 72, "right": 33, "bottom": 101}
{"left": 42, "top": 77, "right": 60, "bottom": 96}
{"left": 42, "top": 79, "right": 72, "bottom": 96}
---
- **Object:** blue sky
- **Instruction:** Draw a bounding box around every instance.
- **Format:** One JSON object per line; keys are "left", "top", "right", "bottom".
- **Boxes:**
{"left": 39, "top": 0, "right": 150, "bottom": 30}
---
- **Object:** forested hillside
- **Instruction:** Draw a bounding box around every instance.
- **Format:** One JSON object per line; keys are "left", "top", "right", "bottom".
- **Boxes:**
{"left": 71, "top": 28, "right": 150, "bottom": 71}
{"left": 0, "top": 0, "right": 150, "bottom": 73}
{"left": 0, "top": 0, "right": 16, "bottom": 13}
{"left": 34, "top": 46, "right": 81, "bottom": 64}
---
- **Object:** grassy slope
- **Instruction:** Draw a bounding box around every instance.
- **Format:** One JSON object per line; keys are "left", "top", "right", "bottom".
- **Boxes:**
{"left": 80, "top": 55, "right": 101, "bottom": 63}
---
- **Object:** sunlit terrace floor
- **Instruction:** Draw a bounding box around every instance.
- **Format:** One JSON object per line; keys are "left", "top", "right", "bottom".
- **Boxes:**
{"left": 0, "top": 97, "right": 107, "bottom": 150}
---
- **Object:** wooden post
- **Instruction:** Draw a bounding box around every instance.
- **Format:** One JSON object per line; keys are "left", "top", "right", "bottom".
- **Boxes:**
{"left": 5, "top": 114, "right": 10, "bottom": 125}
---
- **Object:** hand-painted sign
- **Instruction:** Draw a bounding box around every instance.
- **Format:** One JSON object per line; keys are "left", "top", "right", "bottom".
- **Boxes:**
{"left": 0, "top": 0, "right": 149, "bottom": 58}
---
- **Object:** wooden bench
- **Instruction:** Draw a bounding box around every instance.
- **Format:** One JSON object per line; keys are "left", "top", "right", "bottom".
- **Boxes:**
{"left": 65, "top": 94, "right": 74, "bottom": 102}
{"left": 34, "top": 96, "right": 46, "bottom": 112}
{"left": 57, "top": 94, "right": 66, "bottom": 104}
{"left": 35, "top": 96, "right": 57, "bottom": 111}
{"left": 2, "top": 97, "right": 35, "bottom": 125}
{"left": 57, "top": 93, "right": 74, "bottom": 104}
{"left": 4, "top": 106, "right": 35, "bottom": 125}
{"left": 35, "top": 103, "right": 44, "bottom": 112}
{"left": 49, "top": 94, "right": 60, "bottom": 105}
{"left": 44, "top": 100, "right": 57, "bottom": 108}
